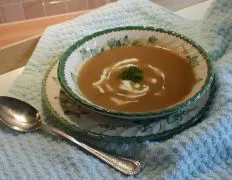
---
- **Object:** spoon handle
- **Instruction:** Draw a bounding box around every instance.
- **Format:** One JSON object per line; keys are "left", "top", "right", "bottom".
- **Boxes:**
{"left": 42, "top": 124, "right": 141, "bottom": 175}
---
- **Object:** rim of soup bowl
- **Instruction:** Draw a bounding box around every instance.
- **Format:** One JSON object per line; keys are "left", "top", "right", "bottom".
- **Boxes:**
{"left": 57, "top": 26, "right": 214, "bottom": 120}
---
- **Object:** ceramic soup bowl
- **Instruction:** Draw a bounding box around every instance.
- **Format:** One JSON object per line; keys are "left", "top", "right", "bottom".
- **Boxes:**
{"left": 57, "top": 26, "right": 214, "bottom": 120}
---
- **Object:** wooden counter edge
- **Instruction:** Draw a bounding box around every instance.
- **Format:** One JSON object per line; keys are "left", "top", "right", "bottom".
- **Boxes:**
{"left": 0, "top": 36, "right": 40, "bottom": 75}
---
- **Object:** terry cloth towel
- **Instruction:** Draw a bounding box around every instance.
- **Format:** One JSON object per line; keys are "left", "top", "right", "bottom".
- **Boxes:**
{"left": 1, "top": 0, "right": 232, "bottom": 179}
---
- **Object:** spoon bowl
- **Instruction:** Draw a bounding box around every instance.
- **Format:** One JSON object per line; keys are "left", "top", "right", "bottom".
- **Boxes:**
{"left": 0, "top": 96, "right": 141, "bottom": 175}
{"left": 0, "top": 96, "right": 42, "bottom": 132}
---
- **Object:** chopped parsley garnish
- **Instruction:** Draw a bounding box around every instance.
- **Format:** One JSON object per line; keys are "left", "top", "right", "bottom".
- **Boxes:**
{"left": 120, "top": 66, "right": 143, "bottom": 83}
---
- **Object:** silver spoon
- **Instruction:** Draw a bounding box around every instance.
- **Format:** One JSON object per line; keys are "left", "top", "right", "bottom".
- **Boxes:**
{"left": 0, "top": 96, "right": 141, "bottom": 175}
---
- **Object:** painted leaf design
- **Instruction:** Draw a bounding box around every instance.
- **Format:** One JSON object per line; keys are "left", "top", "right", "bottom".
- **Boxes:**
{"left": 188, "top": 55, "right": 199, "bottom": 67}
{"left": 148, "top": 36, "right": 157, "bottom": 44}
{"left": 79, "top": 48, "right": 88, "bottom": 60}
{"left": 71, "top": 72, "right": 76, "bottom": 83}
{"left": 132, "top": 40, "right": 141, "bottom": 46}
{"left": 98, "top": 124, "right": 131, "bottom": 131}
{"left": 121, "top": 35, "right": 130, "bottom": 45}
{"left": 107, "top": 39, "right": 120, "bottom": 49}
{"left": 58, "top": 91, "right": 90, "bottom": 118}
{"left": 100, "top": 47, "right": 105, "bottom": 53}
{"left": 115, "top": 40, "right": 121, "bottom": 48}
{"left": 136, "top": 123, "right": 152, "bottom": 132}
{"left": 167, "top": 111, "right": 185, "bottom": 124}
{"left": 90, "top": 49, "right": 98, "bottom": 56}
{"left": 79, "top": 48, "right": 86, "bottom": 55}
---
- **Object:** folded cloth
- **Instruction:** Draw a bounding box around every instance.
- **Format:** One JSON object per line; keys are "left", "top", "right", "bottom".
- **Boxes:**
{"left": 2, "top": 0, "right": 232, "bottom": 179}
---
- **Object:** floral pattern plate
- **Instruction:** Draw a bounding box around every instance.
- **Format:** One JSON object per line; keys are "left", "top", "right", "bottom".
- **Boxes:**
{"left": 42, "top": 62, "right": 215, "bottom": 142}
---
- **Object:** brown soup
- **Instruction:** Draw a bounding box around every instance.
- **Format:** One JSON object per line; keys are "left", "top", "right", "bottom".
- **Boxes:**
{"left": 78, "top": 46, "right": 196, "bottom": 112}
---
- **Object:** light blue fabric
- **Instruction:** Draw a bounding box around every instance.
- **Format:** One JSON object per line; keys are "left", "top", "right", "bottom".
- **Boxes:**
{"left": 2, "top": 0, "right": 232, "bottom": 179}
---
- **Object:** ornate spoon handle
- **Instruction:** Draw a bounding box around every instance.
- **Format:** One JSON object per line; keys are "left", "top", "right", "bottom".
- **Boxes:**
{"left": 42, "top": 124, "right": 141, "bottom": 175}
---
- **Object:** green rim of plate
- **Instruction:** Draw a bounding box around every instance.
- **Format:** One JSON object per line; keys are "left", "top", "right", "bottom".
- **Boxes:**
{"left": 42, "top": 60, "right": 216, "bottom": 142}
{"left": 57, "top": 26, "right": 214, "bottom": 119}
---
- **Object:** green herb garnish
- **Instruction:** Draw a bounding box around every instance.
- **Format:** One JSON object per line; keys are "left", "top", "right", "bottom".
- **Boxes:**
{"left": 120, "top": 66, "right": 143, "bottom": 83}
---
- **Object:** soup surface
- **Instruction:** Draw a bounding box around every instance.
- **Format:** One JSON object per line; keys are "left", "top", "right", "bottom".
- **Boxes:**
{"left": 78, "top": 46, "right": 196, "bottom": 112}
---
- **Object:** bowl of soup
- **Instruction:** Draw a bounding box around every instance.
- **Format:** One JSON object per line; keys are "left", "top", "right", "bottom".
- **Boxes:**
{"left": 58, "top": 26, "right": 214, "bottom": 120}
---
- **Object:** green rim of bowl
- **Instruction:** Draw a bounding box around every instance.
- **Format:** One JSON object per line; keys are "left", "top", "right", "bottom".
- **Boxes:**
{"left": 42, "top": 61, "right": 216, "bottom": 142}
{"left": 57, "top": 26, "right": 214, "bottom": 119}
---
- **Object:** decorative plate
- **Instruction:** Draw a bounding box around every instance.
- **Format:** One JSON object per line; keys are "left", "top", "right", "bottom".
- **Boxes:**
{"left": 57, "top": 26, "right": 214, "bottom": 120}
{"left": 42, "top": 62, "right": 215, "bottom": 142}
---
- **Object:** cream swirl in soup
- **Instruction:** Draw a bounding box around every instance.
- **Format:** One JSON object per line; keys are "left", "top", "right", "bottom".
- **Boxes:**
{"left": 78, "top": 46, "right": 195, "bottom": 112}
{"left": 92, "top": 58, "right": 166, "bottom": 105}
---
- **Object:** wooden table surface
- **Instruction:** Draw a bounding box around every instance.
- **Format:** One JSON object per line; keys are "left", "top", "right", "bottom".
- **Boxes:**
{"left": 0, "top": 11, "right": 87, "bottom": 74}
{"left": 0, "top": 11, "right": 87, "bottom": 48}
{"left": 0, "top": 0, "right": 207, "bottom": 49}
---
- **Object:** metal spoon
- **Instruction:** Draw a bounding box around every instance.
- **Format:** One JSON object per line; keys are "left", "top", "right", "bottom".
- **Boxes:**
{"left": 0, "top": 96, "right": 141, "bottom": 175}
